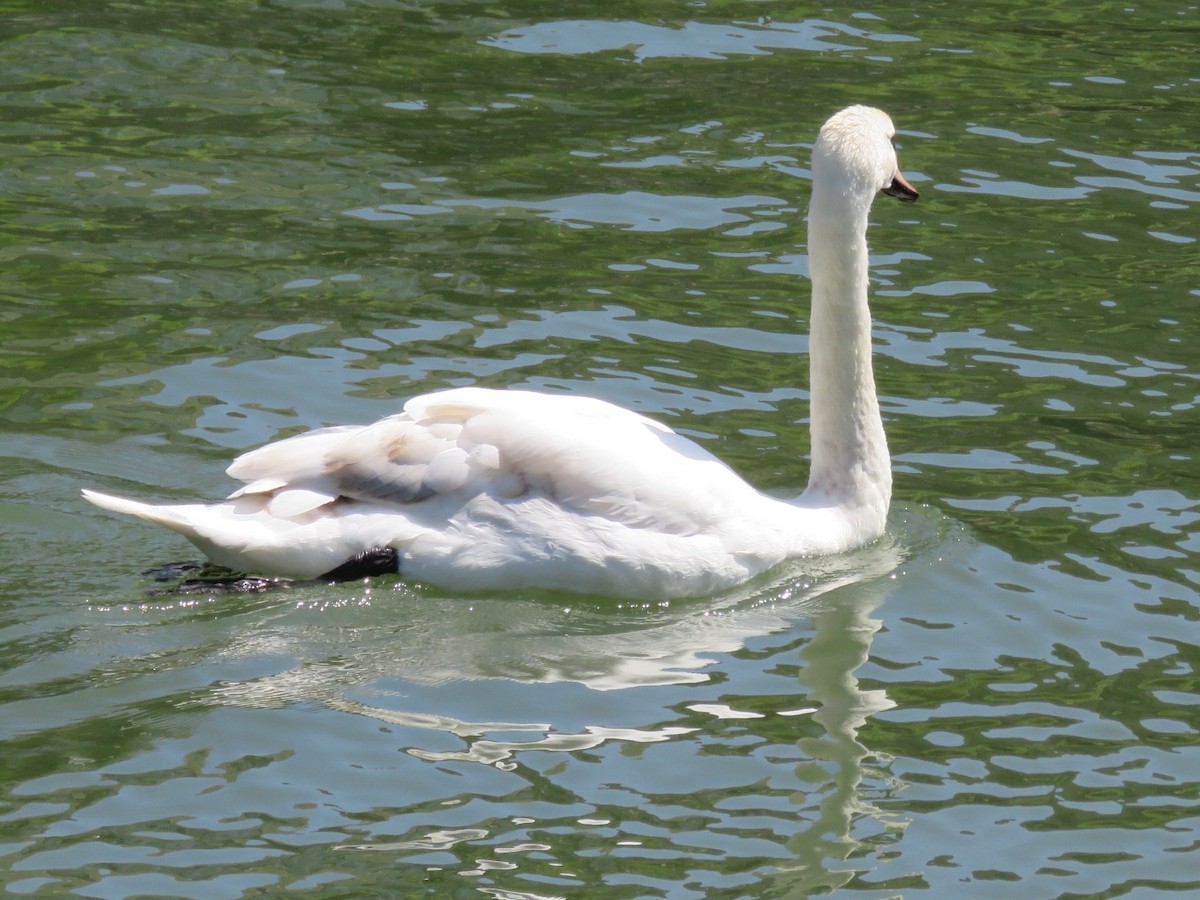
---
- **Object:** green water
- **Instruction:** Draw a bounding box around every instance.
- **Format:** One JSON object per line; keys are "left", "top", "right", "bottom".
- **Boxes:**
{"left": 3, "top": 0, "right": 1200, "bottom": 896}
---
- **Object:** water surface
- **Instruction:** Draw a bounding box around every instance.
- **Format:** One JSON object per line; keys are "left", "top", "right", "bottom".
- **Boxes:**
{"left": 3, "top": 1, "right": 1200, "bottom": 896}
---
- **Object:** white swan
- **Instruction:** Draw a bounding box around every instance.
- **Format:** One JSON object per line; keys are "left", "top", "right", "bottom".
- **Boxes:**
{"left": 83, "top": 105, "right": 918, "bottom": 599}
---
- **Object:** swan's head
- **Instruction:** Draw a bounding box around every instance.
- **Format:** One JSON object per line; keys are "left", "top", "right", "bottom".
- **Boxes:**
{"left": 813, "top": 105, "right": 918, "bottom": 204}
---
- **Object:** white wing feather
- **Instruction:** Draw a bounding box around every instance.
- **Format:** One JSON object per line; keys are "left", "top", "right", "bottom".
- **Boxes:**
{"left": 216, "top": 387, "right": 746, "bottom": 529}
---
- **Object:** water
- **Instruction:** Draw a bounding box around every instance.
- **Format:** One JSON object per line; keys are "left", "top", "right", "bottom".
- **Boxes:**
{"left": 3, "top": 1, "right": 1200, "bottom": 896}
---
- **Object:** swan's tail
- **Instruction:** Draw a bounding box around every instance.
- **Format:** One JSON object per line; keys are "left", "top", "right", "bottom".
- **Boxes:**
{"left": 81, "top": 488, "right": 372, "bottom": 580}
{"left": 81, "top": 488, "right": 201, "bottom": 536}
{"left": 82, "top": 487, "right": 269, "bottom": 575}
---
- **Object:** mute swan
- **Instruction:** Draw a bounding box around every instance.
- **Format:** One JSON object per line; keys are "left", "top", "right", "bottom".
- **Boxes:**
{"left": 83, "top": 105, "right": 919, "bottom": 599}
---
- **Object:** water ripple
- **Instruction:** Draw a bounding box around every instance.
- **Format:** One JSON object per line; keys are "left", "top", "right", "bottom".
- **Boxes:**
{"left": 484, "top": 17, "right": 917, "bottom": 61}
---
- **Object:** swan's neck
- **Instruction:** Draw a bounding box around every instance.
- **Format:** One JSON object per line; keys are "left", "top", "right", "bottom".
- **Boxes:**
{"left": 802, "top": 185, "right": 891, "bottom": 521}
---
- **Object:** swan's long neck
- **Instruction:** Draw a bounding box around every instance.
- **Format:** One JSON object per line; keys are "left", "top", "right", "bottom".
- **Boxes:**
{"left": 802, "top": 181, "right": 891, "bottom": 522}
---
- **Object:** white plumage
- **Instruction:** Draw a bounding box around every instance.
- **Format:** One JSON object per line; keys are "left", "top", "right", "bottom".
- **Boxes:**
{"left": 83, "top": 105, "right": 919, "bottom": 599}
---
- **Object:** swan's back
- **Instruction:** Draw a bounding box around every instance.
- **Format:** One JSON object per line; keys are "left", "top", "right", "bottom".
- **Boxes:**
{"left": 86, "top": 387, "right": 803, "bottom": 596}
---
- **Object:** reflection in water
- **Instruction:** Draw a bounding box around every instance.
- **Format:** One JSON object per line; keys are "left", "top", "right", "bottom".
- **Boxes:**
{"left": 330, "top": 704, "right": 695, "bottom": 770}
{"left": 193, "top": 510, "right": 940, "bottom": 879}
{"left": 483, "top": 17, "right": 916, "bottom": 61}
{"left": 780, "top": 572, "right": 899, "bottom": 894}
{"left": 206, "top": 527, "right": 905, "bottom": 697}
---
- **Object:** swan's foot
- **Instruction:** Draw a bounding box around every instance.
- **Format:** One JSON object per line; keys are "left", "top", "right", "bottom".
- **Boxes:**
{"left": 142, "top": 560, "right": 207, "bottom": 581}
{"left": 143, "top": 548, "right": 400, "bottom": 595}
{"left": 172, "top": 574, "right": 293, "bottom": 594}
{"left": 144, "top": 561, "right": 291, "bottom": 594}
{"left": 317, "top": 547, "right": 401, "bottom": 582}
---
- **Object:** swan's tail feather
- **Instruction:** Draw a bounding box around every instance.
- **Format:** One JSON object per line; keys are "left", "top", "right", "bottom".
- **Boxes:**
{"left": 82, "top": 487, "right": 266, "bottom": 574}
{"left": 81, "top": 488, "right": 200, "bottom": 536}
{"left": 81, "top": 488, "right": 378, "bottom": 580}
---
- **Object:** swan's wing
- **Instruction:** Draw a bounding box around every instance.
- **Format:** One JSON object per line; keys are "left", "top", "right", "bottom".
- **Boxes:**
{"left": 223, "top": 387, "right": 752, "bottom": 531}
{"left": 225, "top": 409, "right": 480, "bottom": 516}
{"left": 444, "top": 390, "right": 751, "bottom": 533}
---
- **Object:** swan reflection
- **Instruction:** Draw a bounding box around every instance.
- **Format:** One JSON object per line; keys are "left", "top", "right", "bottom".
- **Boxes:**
{"left": 207, "top": 516, "right": 918, "bottom": 757}
{"left": 160, "top": 507, "right": 949, "bottom": 881}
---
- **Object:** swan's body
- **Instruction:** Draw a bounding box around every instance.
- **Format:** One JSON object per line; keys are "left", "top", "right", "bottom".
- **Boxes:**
{"left": 83, "top": 105, "right": 918, "bottom": 599}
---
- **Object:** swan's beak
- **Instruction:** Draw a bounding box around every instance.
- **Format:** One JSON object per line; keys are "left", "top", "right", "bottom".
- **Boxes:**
{"left": 883, "top": 171, "right": 919, "bottom": 203}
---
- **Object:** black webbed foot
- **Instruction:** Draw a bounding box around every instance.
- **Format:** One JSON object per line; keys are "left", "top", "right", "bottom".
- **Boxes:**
{"left": 147, "top": 570, "right": 295, "bottom": 595}
{"left": 142, "top": 560, "right": 207, "bottom": 582}
{"left": 170, "top": 575, "right": 294, "bottom": 595}
{"left": 144, "top": 548, "right": 400, "bottom": 595}
{"left": 318, "top": 547, "right": 401, "bottom": 582}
